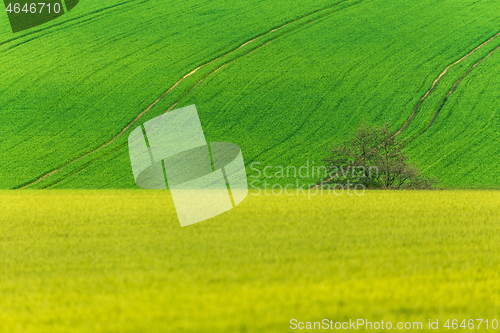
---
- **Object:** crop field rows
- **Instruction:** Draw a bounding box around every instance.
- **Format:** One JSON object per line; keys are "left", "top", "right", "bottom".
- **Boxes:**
{"left": 15, "top": 0, "right": 361, "bottom": 189}
{"left": 1, "top": 0, "right": 500, "bottom": 189}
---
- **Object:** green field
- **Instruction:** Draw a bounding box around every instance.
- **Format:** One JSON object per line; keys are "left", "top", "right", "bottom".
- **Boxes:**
{"left": 0, "top": 191, "right": 499, "bottom": 332}
{"left": 1, "top": 0, "right": 500, "bottom": 189}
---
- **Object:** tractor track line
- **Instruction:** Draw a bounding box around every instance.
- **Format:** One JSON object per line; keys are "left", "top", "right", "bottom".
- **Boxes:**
{"left": 40, "top": 142, "right": 128, "bottom": 189}
{"left": 43, "top": 0, "right": 365, "bottom": 189}
{"left": 41, "top": 62, "right": 233, "bottom": 189}
{"left": 134, "top": 41, "right": 273, "bottom": 146}
{"left": 42, "top": 62, "right": 234, "bottom": 189}
{"left": 426, "top": 44, "right": 500, "bottom": 129}
{"left": 18, "top": 0, "right": 358, "bottom": 189}
{"left": 312, "top": 31, "right": 500, "bottom": 190}
{"left": 394, "top": 30, "right": 500, "bottom": 137}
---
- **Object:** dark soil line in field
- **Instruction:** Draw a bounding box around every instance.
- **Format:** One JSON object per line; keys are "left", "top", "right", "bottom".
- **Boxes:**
{"left": 121, "top": 0, "right": 366, "bottom": 147}
{"left": 312, "top": 32, "right": 500, "bottom": 190}
{"left": 394, "top": 30, "right": 500, "bottom": 137}
{"left": 426, "top": 44, "right": 500, "bottom": 129}
{"left": 40, "top": 143, "right": 129, "bottom": 189}
{"left": 18, "top": 0, "right": 360, "bottom": 189}
{"left": 46, "top": 0, "right": 366, "bottom": 188}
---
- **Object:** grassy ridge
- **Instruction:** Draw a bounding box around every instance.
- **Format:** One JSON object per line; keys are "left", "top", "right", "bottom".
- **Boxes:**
{"left": 0, "top": 190, "right": 499, "bottom": 332}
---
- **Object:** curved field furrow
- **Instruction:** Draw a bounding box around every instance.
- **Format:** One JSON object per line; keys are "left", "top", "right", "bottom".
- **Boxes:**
{"left": 44, "top": 0, "right": 500, "bottom": 189}
{"left": 2, "top": 0, "right": 352, "bottom": 189}
{"left": 18, "top": 0, "right": 363, "bottom": 189}
{"left": 394, "top": 30, "right": 500, "bottom": 138}
{"left": 407, "top": 44, "right": 500, "bottom": 188}
{"left": 426, "top": 45, "right": 500, "bottom": 129}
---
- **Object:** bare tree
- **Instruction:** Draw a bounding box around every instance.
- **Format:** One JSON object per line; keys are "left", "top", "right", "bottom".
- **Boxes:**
{"left": 320, "top": 122, "right": 434, "bottom": 189}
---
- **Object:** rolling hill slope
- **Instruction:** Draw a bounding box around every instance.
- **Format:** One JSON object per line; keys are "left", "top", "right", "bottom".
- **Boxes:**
{"left": 1, "top": 0, "right": 499, "bottom": 189}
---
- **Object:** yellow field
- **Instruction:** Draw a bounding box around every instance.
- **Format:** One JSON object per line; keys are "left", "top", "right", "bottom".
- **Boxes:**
{"left": 0, "top": 190, "right": 499, "bottom": 332}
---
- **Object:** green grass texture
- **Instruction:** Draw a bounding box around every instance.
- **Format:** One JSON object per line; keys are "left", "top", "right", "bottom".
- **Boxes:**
{"left": 1, "top": 0, "right": 500, "bottom": 189}
{"left": 0, "top": 190, "right": 499, "bottom": 332}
